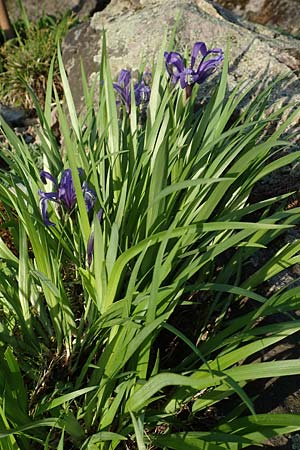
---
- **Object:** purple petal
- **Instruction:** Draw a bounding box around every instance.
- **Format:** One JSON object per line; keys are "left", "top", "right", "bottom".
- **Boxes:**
{"left": 40, "top": 171, "right": 57, "bottom": 187}
{"left": 58, "top": 169, "right": 77, "bottom": 211}
{"left": 197, "top": 54, "right": 224, "bottom": 84}
{"left": 180, "top": 68, "right": 196, "bottom": 89}
{"left": 82, "top": 181, "right": 96, "bottom": 212}
{"left": 209, "top": 47, "right": 224, "bottom": 56}
{"left": 134, "top": 81, "right": 151, "bottom": 105}
{"left": 201, "top": 50, "right": 224, "bottom": 69}
{"left": 87, "top": 231, "right": 94, "bottom": 267}
{"left": 179, "top": 72, "right": 188, "bottom": 89}
{"left": 87, "top": 209, "right": 104, "bottom": 266}
{"left": 164, "top": 51, "right": 185, "bottom": 71}
{"left": 97, "top": 208, "right": 104, "bottom": 223}
{"left": 117, "top": 69, "right": 131, "bottom": 88}
{"left": 113, "top": 83, "right": 131, "bottom": 113}
{"left": 38, "top": 190, "right": 58, "bottom": 226}
{"left": 198, "top": 48, "right": 224, "bottom": 68}
{"left": 190, "top": 42, "right": 207, "bottom": 70}
{"left": 164, "top": 51, "right": 185, "bottom": 84}
{"left": 78, "top": 168, "right": 84, "bottom": 178}
{"left": 197, "top": 65, "right": 216, "bottom": 83}
{"left": 114, "top": 83, "right": 130, "bottom": 102}
{"left": 114, "top": 70, "right": 132, "bottom": 112}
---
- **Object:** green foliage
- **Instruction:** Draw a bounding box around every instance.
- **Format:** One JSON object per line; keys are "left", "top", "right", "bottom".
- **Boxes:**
{"left": 0, "top": 8, "right": 76, "bottom": 108}
{"left": 0, "top": 34, "right": 300, "bottom": 450}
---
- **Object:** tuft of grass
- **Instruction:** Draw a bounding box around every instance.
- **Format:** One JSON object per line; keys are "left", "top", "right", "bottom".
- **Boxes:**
{"left": 0, "top": 11, "right": 76, "bottom": 109}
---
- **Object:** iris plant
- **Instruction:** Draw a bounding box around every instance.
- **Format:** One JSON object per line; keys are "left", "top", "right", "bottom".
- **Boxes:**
{"left": 164, "top": 42, "right": 224, "bottom": 98}
{"left": 38, "top": 168, "right": 96, "bottom": 226}
{"left": 113, "top": 69, "right": 151, "bottom": 113}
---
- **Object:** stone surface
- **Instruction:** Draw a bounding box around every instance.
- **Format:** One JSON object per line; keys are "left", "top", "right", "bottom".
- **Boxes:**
{"left": 5, "top": 0, "right": 108, "bottom": 21}
{"left": 0, "top": 104, "right": 27, "bottom": 126}
{"left": 213, "top": 0, "right": 300, "bottom": 37}
{"left": 62, "top": 0, "right": 300, "bottom": 114}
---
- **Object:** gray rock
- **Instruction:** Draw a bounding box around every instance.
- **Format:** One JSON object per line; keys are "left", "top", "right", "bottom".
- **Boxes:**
{"left": 213, "top": 0, "right": 300, "bottom": 37}
{"left": 72, "top": 0, "right": 110, "bottom": 19}
{"left": 0, "top": 104, "right": 27, "bottom": 126}
{"left": 5, "top": 0, "right": 105, "bottom": 21}
{"left": 62, "top": 0, "right": 300, "bottom": 114}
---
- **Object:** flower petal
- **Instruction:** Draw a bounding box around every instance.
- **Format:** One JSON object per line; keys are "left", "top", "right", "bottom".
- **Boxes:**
{"left": 118, "top": 69, "right": 131, "bottom": 87}
{"left": 179, "top": 72, "right": 188, "bottom": 89}
{"left": 38, "top": 190, "right": 58, "bottom": 226}
{"left": 164, "top": 51, "right": 185, "bottom": 84}
{"left": 58, "top": 169, "right": 77, "bottom": 211}
{"left": 113, "top": 82, "right": 131, "bottom": 113}
{"left": 164, "top": 51, "right": 185, "bottom": 71}
{"left": 197, "top": 48, "right": 224, "bottom": 84}
{"left": 134, "top": 80, "right": 151, "bottom": 105}
{"left": 40, "top": 170, "right": 57, "bottom": 187}
{"left": 78, "top": 167, "right": 84, "bottom": 178}
{"left": 190, "top": 42, "right": 207, "bottom": 70}
{"left": 87, "top": 231, "right": 95, "bottom": 267}
{"left": 82, "top": 181, "right": 96, "bottom": 212}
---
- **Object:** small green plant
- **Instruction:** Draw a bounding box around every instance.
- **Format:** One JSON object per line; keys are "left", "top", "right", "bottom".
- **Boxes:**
{"left": 0, "top": 9, "right": 76, "bottom": 108}
{"left": 0, "top": 33, "right": 300, "bottom": 450}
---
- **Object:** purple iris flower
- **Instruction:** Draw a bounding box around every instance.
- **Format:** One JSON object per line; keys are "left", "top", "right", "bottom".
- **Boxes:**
{"left": 164, "top": 42, "right": 224, "bottom": 98}
{"left": 113, "top": 69, "right": 151, "bottom": 113}
{"left": 38, "top": 168, "right": 96, "bottom": 226}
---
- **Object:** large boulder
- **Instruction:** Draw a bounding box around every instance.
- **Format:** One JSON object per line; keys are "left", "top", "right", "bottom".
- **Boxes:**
{"left": 5, "top": 0, "right": 107, "bottom": 21}
{"left": 62, "top": 0, "right": 300, "bottom": 113}
{"left": 213, "top": 0, "right": 300, "bottom": 36}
